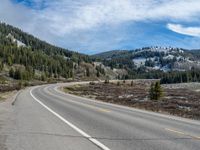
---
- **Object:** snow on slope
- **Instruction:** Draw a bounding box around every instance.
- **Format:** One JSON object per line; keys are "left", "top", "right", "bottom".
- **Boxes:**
{"left": 131, "top": 47, "right": 200, "bottom": 71}
{"left": 6, "top": 33, "right": 26, "bottom": 47}
{"left": 132, "top": 58, "right": 146, "bottom": 67}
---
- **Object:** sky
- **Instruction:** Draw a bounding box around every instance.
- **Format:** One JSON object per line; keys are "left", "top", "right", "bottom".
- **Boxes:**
{"left": 1, "top": 0, "right": 200, "bottom": 54}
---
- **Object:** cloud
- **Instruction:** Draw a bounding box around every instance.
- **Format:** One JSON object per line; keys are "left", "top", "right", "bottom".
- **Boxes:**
{"left": 5, "top": 0, "right": 200, "bottom": 35}
{"left": 40, "top": 0, "right": 200, "bottom": 34}
{"left": 1, "top": 0, "right": 200, "bottom": 53}
{"left": 167, "top": 23, "right": 200, "bottom": 37}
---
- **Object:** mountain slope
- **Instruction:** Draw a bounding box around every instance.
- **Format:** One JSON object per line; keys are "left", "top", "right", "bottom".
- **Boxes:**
{"left": 0, "top": 22, "right": 90, "bottom": 61}
{"left": 92, "top": 47, "right": 200, "bottom": 83}
{"left": 92, "top": 50, "right": 129, "bottom": 60}
{"left": 93, "top": 47, "right": 200, "bottom": 72}
{"left": 0, "top": 22, "right": 97, "bottom": 83}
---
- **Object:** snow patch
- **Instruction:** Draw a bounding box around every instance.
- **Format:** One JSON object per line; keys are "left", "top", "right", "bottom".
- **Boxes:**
{"left": 132, "top": 58, "right": 146, "bottom": 67}
{"left": 6, "top": 33, "right": 26, "bottom": 47}
{"left": 153, "top": 65, "right": 161, "bottom": 70}
{"left": 16, "top": 40, "right": 26, "bottom": 47}
{"left": 164, "top": 54, "right": 174, "bottom": 59}
{"left": 161, "top": 65, "right": 171, "bottom": 72}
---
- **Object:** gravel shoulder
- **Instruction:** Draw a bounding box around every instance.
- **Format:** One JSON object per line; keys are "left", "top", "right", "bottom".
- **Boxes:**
{"left": 0, "top": 91, "right": 18, "bottom": 150}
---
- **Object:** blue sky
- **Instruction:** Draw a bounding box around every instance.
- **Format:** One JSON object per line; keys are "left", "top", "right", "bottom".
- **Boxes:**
{"left": 1, "top": 0, "right": 200, "bottom": 54}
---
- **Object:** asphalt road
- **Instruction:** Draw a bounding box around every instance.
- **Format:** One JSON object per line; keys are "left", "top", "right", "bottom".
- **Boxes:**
{"left": 2, "top": 82, "right": 200, "bottom": 150}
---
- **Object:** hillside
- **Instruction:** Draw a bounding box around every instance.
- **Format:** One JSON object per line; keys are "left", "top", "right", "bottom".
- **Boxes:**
{"left": 1, "top": 22, "right": 200, "bottom": 86}
{"left": 93, "top": 47, "right": 200, "bottom": 71}
{"left": 0, "top": 22, "right": 114, "bottom": 87}
{"left": 93, "top": 47, "right": 200, "bottom": 83}
{"left": 92, "top": 50, "right": 129, "bottom": 60}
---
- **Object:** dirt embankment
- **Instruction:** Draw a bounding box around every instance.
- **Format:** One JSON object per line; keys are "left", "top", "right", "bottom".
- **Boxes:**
{"left": 64, "top": 80, "right": 200, "bottom": 120}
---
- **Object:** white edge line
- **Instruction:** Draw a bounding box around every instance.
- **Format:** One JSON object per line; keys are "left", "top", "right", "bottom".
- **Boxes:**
{"left": 30, "top": 87, "right": 110, "bottom": 150}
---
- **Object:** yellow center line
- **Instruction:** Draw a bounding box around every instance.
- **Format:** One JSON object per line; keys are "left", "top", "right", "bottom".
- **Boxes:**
{"left": 165, "top": 128, "right": 185, "bottom": 135}
{"left": 165, "top": 128, "right": 200, "bottom": 140}
{"left": 99, "top": 108, "right": 110, "bottom": 113}
{"left": 85, "top": 104, "right": 111, "bottom": 113}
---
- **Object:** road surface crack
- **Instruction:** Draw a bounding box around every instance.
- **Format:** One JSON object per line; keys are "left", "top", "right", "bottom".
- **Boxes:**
{"left": 0, "top": 131, "right": 198, "bottom": 141}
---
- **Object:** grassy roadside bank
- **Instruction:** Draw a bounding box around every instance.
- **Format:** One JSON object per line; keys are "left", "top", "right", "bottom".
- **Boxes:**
{"left": 0, "top": 78, "right": 75, "bottom": 102}
{"left": 0, "top": 91, "right": 18, "bottom": 102}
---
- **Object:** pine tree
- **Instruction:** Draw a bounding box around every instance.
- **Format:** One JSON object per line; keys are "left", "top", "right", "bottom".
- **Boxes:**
{"left": 14, "top": 69, "right": 22, "bottom": 80}
{"left": 86, "top": 67, "right": 90, "bottom": 77}
{"left": 96, "top": 70, "right": 100, "bottom": 77}
{"left": 104, "top": 76, "right": 109, "bottom": 84}
{"left": 7, "top": 56, "right": 13, "bottom": 66}
{"left": 9, "top": 68, "right": 14, "bottom": 78}
{"left": 131, "top": 80, "right": 134, "bottom": 86}
{"left": 41, "top": 74, "right": 46, "bottom": 81}
{"left": 149, "top": 83, "right": 155, "bottom": 100}
{"left": 154, "top": 81, "right": 163, "bottom": 100}
{"left": 149, "top": 81, "right": 163, "bottom": 100}
{"left": 0, "top": 61, "right": 3, "bottom": 71}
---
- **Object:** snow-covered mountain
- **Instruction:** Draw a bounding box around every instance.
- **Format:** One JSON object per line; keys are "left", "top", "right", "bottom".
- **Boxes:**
{"left": 93, "top": 46, "right": 200, "bottom": 72}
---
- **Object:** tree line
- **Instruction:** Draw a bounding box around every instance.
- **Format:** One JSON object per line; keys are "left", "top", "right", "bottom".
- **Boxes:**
{"left": 160, "top": 68, "right": 200, "bottom": 84}
{"left": 0, "top": 22, "right": 94, "bottom": 81}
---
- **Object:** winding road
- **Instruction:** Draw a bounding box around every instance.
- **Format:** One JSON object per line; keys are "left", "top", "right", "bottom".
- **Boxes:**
{"left": 2, "top": 82, "right": 200, "bottom": 150}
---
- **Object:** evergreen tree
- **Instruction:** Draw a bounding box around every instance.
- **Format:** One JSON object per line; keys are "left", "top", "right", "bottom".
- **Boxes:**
{"left": 0, "top": 61, "right": 3, "bottom": 71}
{"left": 9, "top": 68, "right": 14, "bottom": 78}
{"left": 104, "top": 76, "right": 109, "bottom": 84}
{"left": 149, "top": 83, "right": 155, "bottom": 100}
{"left": 0, "top": 22, "right": 93, "bottom": 81}
{"left": 154, "top": 81, "right": 163, "bottom": 100}
{"left": 96, "top": 70, "right": 100, "bottom": 77}
{"left": 149, "top": 82, "right": 163, "bottom": 100}
{"left": 131, "top": 80, "right": 134, "bottom": 86}
{"left": 86, "top": 67, "right": 90, "bottom": 77}
{"left": 7, "top": 56, "right": 13, "bottom": 66}
{"left": 14, "top": 69, "right": 22, "bottom": 80}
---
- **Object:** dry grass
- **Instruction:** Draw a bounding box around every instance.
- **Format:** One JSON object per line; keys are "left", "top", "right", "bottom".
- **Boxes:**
{"left": 0, "top": 91, "right": 17, "bottom": 101}
{"left": 64, "top": 80, "right": 200, "bottom": 120}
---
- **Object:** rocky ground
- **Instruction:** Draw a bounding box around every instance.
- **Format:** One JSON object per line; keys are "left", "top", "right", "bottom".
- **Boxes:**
{"left": 64, "top": 80, "right": 200, "bottom": 120}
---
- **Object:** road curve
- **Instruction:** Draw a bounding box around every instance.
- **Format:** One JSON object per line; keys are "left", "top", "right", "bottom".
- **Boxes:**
{"left": 3, "top": 82, "right": 200, "bottom": 150}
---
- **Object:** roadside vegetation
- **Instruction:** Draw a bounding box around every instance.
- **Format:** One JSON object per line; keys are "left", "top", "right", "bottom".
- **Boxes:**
{"left": 149, "top": 81, "right": 163, "bottom": 100}
{"left": 64, "top": 80, "right": 200, "bottom": 120}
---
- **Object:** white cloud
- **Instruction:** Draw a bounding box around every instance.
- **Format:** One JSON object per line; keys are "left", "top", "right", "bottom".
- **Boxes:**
{"left": 1, "top": 0, "right": 200, "bottom": 53}
{"left": 43, "top": 0, "right": 200, "bottom": 34}
{"left": 167, "top": 23, "right": 200, "bottom": 37}
{"left": 40, "top": 0, "right": 200, "bottom": 35}
{"left": 3, "top": 0, "right": 200, "bottom": 35}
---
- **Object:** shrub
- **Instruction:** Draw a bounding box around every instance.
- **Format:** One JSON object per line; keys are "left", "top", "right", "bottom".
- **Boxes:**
{"left": 23, "top": 81, "right": 29, "bottom": 87}
{"left": 104, "top": 79, "right": 109, "bottom": 84}
{"left": 89, "top": 81, "right": 95, "bottom": 85}
{"left": 131, "top": 80, "right": 134, "bottom": 86}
